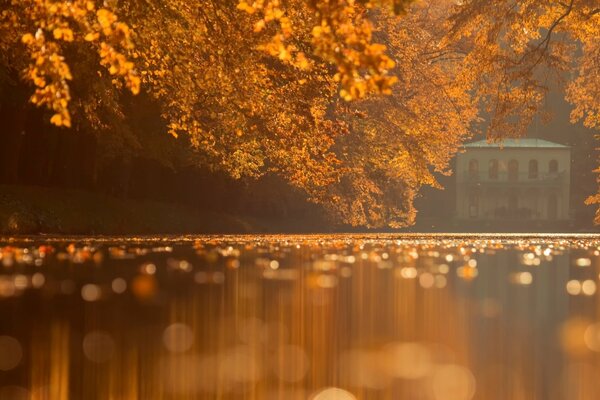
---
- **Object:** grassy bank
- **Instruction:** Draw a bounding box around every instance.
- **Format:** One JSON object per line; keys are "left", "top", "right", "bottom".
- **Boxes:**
{"left": 0, "top": 185, "right": 253, "bottom": 235}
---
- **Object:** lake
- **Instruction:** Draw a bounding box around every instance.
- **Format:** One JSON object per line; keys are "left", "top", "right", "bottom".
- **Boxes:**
{"left": 0, "top": 234, "right": 599, "bottom": 399}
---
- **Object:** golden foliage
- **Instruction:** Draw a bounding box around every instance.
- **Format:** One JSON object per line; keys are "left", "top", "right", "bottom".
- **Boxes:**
{"left": 238, "top": 0, "right": 414, "bottom": 100}
{"left": 446, "top": 0, "right": 600, "bottom": 222}
{"left": 3, "top": 0, "right": 600, "bottom": 226}
{"left": 1, "top": 0, "right": 139, "bottom": 127}
{"left": 317, "top": 4, "right": 477, "bottom": 227}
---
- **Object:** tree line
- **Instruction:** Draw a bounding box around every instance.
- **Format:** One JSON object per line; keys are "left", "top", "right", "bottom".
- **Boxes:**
{"left": 1, "top": 0, "right": 599, "bottom": 226}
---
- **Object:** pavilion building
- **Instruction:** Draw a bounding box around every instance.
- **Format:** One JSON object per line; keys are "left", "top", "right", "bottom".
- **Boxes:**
{"left": 455, "top": 139, "right": 571, "bottom": 223}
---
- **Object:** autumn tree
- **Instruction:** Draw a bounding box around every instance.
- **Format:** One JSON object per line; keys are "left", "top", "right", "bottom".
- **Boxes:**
{"left": 116, "top": 0, "right": 478, "bottom": 227}
{"left": 0, "top": 0, "right": 479, "bottom": 228}
{"left": 3, "top": 0, "right": 600, "bottom": 227}
{"left": 444, "top": 0, "right": 600, "bottom": 222}
{"left": 0, "top": 0, "right": 140, "bottom": 127}
{"left": 296, "top": 4, "right": 478, "bottom": 227}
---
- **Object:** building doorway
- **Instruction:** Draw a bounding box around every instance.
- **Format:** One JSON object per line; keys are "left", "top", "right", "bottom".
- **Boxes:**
{"left": 468, "top": 191, "right": 479, "bottom": 218}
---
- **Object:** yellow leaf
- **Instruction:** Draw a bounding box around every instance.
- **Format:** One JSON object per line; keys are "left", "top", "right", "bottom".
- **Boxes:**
{"left": 97, "top": 9, "right": 117, "bottom": 29}
{"left": 84, "top": 32, "right": 99, "bottom": 41}
{"left": 254, "top": 20, "right": 266, "bottom": 33}
{"left": 21, "top": 33, "right": 34, "bottom": 44}
{"left": 50, "top": 114, "right": 63, "bottom": 126}
{"left": 237, "top": 2, "right": 255, "bottom": 14}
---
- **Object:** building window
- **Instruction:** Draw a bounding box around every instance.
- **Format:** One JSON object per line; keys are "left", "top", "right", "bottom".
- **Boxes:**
{"left": 489, "top": 159, "right": 499, "bottom": 179}
{"left": 549, "top": 159, "right": 558, "bottom": 174}
{"left": 508, "top": 159, "right": 519, "bottom": 181}
{"left": 468, "top": 159, "right": 479, "bottom": 179}
{"left": 528, "top": 159, "right": 538, "bottom": 179}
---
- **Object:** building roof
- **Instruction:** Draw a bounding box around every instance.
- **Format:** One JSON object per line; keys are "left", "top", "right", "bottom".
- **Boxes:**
{"left": 463, "top": 138, "right": 569, "bottom": 149}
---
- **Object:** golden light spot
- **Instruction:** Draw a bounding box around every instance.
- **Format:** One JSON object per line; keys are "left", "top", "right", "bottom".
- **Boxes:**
{"left": 13, "top": 275, "right": 28, "bottom": 290}
{"left": 583, "top": 323, "right": 600, "bottom": 352}
{"left": 0, "top": 336, "right": 22, "bottom": 371}
{"left": 311, "top": 388, "right": 356, "bottom": 400}
{"left": 141, "top": 262, "right": 157, "bottom": 275}
{"left": 575, "top": 258, "right": 592, "bottom": 267}
{"left": 31, "top": 273, "right": 45, "bottom": 288}
{"left": 438, "top": 264, "right": 450, "bottom": 274}
{"left": 163, "top": 323, "right": 194, "bottom": 353}
{"left": 380, "top": 342, "right": 433, "bottom": 379}
{"left": 511, "top": 271, "right": 533, "bottom": 285}
{"left": 111, "top": 277, "right": 127, "bottom": 294}
{"left": 582, "top": 280, "right": 596, "bottom": 296}
{"left": 340, "top": 266, "right": 352, "bottom": 278}
{"left": 0, "top": 278, "right": 16, "bottom": 297}
{"left": 313, "top": 260, "right": 336, "bottom": 271}
{"left": 316, "top": 274, "right": 338, "bottom": 288}
{"left": 560, "top": 318, "right": 590, "bottom": 356}
{"left": 457, "top": 265, "right": 478, "bottom": 280}
{"left": 263, "top": 268, "right": 299, "bottom": 280}
{"left": 344, "top": 255, "right": 356, "bottom": 264}
{"left": 566, "top": 280, "right": 582, "bottom": 296}
{"left": 81, "top": 284, "right": 102, "bottom": 302}
{"left": 396, "top": 266, "right": 417, "bottom": 279}
{"left": 83, "top": 331, "right": 115, "bottom": 363}
{"left": 435, "top": 275, "right": 447, "bottom": 288}
{"left": 521, "top": 252, "right": 541, "bottom": 266}
{"left": 131, "top": 274, "right": 157, "bottom": 300}
{"left": 432, "top": 365, "right": 476, "bottom": 400}
{"left": 419, "top": 272, "right": 435, "bottom": 288}
{"left": 180, "top": 260, "right": 192, "bottom": 271}
{"left": 226, "top": 258, "right": 240, "bottom": 269}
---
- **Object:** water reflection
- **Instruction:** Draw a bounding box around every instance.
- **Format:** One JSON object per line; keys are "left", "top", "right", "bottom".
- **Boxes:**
{"left": 0, "top": 234, "right": 598, "bottom": 399}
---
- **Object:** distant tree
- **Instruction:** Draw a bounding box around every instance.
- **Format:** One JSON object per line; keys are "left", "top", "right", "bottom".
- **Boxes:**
{"left": 444, "top": 0, "right": 600, "bottom": 222}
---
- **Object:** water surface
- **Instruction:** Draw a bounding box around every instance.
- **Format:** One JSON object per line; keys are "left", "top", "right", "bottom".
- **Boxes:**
{"left": 0, "top": 234, "right": 599, "bottom": 399}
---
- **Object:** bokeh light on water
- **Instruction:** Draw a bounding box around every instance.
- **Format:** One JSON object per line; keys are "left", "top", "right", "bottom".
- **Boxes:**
{"left": 0, "top": 234, "right": 599, "bottom": 398}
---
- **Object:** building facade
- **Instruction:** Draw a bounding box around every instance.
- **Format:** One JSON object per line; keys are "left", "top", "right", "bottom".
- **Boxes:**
{"left": 456, "top": 139, "right": 571, "bottom": 222}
